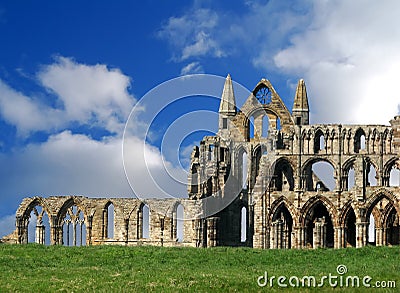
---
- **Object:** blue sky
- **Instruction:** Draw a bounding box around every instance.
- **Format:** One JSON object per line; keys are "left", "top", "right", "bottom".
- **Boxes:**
{"left": 1, "top": 0, "right": 400, "bottom": 237}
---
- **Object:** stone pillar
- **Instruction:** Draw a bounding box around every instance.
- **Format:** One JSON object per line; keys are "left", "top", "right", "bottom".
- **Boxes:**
{"left": 356, "top": 222, "right": 368, "bottom": 248}
{"left": 313, "top": 218, "right": 326, "bottom": 249}
{"left": 376, "top": 227, "right": 383, "bottom": 246}
{"left": 88, "top": 216, "right": 93, "bottom": 246}
{"left": 296, "top": 226, "right": 305, "bottom": 249}
{"left": 137, "top": 210, "right": 143, "bottom": 239}
{"left": 35, "top": 225, "right": 45, "bottom": 244}
{"left": 334, "top": 226, "right": 342, "bottom": 249}
{"left": 207, "top": 217, "right": 219, "bottom": 247}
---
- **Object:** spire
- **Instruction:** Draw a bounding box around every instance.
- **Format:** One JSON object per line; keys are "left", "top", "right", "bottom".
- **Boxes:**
{"left": 293, "top": 79, "right": 309, "bottom": 110}
{"left": 292, "top": 79, "right": 310, "bottom": 125}
{"left": 219, "top": 74, "right": 237, "bottom": 115}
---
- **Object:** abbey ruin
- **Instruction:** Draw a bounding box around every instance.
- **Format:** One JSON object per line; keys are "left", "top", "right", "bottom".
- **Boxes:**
{"left": 3, "top": 75, "right": 400, "bottom": 249}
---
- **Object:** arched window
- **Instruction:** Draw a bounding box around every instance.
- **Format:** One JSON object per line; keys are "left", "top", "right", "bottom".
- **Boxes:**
{"left": 308, "top": 161, "right": 335, "bottom": 191}
{"left": 104, "top": 203, "right": 114, "bottom": 239}
{"left": 314, "top": 130, "right": 325, "bottom": 153}
{"left": 241, "top": 207, "right": 247, "bottom": 242}
{"left": 354, "top": 128, "right": 366, "bottom": 153}
{"left": 27, "top": 206, "right": 50, "bottom": 245}
{"left": 62, "top": 205, "right": 86, "bottom": 246}
{"left": 142, "top": 204, "right": 150, "bottom": 239}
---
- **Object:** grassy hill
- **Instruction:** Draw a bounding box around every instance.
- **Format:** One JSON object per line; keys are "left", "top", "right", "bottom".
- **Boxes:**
{"left": 0, "top": 244, "right": 398, "bottom": 292}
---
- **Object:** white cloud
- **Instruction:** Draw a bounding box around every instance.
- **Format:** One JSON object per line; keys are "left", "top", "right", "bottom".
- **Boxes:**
{"left": 158, "top": 8, "right": 225, "bottom": 61}
{"left": 0, "top": 80, "right": 62, "bottom": 136}
{"left": 38, "top": 56, "right": 135, "bottom": 133}
{"left": 180, "top": 62, "right": 204, "bottom": 76}
{"left": 273, "top": 0, "right": 400, "bottom": 124}
{"left": 0, "top": 57, "right": 135, "bottom": 136}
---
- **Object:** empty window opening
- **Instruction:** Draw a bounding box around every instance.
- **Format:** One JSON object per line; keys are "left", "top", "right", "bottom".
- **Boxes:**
{"left": 242, "top": 152, "right": 248, "bottom": 189}
{"left": 389, "top": 168, "right": 400, "bottom": 187}
{"left": 241, "top": 207, "right": 247, "bottom": 242}
{"left": 62, "top": 205, "right": 86, "bottom": 246}
{"left": 142, "top": 204, "right": 150, "bottom": 239}
{"left": 27, "top": 206, "right": 50, "bottom": 245}
{"left": 262, "top": 115, "right": 269, "bottom": 137}
{"left": 320, "top": 136, "right": 325, "bottom": 150}
{"left": 176, "top": 204, "right": 184, "bottom": 242}
{"left": 249, "top": 116, "right": 255, "bottom": 139}
{"left": 354, "top": 128, "right": 366, "bottom": 153}
{"left": 309, "top": 161, "right": 335, "bottom": 191}
{"left": 367, "top": 163, "right": 377, "bottom": 186}
{"left": 106, "top": 203, "right": 114, "bottom": 239}
{"left": 314, "top": 130, "right": 325, "bottom": 153}
{"left": 360, "top": 135, "right": 366, "bottom": 150}
{"left": 348, "top": 167, "right": 355, "bottom": 190}
{"left": 273, "top": 160, "right": 294, "bottom": 191}
{"left": 368, "top": 214, "right": 375, "bottom": 243}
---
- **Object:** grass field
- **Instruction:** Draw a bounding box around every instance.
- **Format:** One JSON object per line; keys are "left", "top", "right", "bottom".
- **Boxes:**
{"left": 0, "top": 244, "right": 398, "bottom": 292}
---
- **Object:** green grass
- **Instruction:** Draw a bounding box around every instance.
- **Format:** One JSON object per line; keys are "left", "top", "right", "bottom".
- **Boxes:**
{"left": 0, "top": 244, "right": 398, "bottom": 292}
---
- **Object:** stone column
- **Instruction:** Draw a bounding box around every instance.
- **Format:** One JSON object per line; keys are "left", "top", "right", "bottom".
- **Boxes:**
{"left": 296, "top": 226, "right": 305, "bottom": 249}
{"left": 35, "top": 225, "right": 45, "bottom": 244}
{"left": 356, "top": 222, "right": 368, "bottom": 248}
{"left": 334, "top": 226, "right": 342, "bottom": 249}
{"left": 376, "top": 227, "right": 383, "bottom": 246}
{"left": 313, "top": 218, "right": 326, "bottom": 249}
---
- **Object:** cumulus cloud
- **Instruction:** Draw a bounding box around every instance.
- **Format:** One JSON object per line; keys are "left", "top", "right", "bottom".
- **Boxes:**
{"left": 38, "top": 56, "right": 134, "bottom": 133}
{"left": 273, "top": 0, "right": 400, "bottom": 124}
{"left": 0, "top": 57, "right": 135, "bottom": 136}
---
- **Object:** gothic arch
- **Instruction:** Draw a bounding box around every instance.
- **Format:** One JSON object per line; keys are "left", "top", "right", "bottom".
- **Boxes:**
{"left": 19, "top": 197, "right": 52, "bottom": 220}
{"left": 339, "top": 201, "right": 359, "bottom": 225}
{"left": 365, "top": 189, "right": 400, "bottom": 222}
{"left": 268, "top": 196, "right": 298, "bottom": 227}
{"left": 56, "top": 197, "right": 87, "bottom": 226}
{"left": 302, "top": 157, "right": 338, "bottom": 191}
{"left": 271, "top": 157, "right": 295, "bottom": 191}
{"left": 299, "top": 195, "right": 339, "bottom": 227}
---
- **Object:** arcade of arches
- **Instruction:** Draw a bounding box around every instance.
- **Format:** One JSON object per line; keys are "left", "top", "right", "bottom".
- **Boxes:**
{"left": 3, "top": 76, "right": 400, "bottom": 249}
